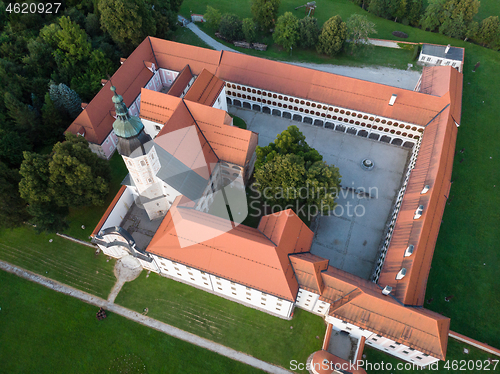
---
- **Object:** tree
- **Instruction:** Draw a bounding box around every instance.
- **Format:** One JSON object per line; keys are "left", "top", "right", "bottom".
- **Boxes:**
{"left": 444, "top": 0, "right": 480, "bottom": 24}
{"left": 368, "top": 0, "right": 391, "bottom": 18}
{"left": 4, "top": 92, "right": 40, "bottom": 140}
{"left": 99, "top": 0, "right": 156, "bottom": 53}
{"left": 19, "top": 133, "right": 111, "bottom": 211}
{"left": 242, "top": 18, "right": 257, "bottom": 43}
{"left": 298, "top": 16, "right": 320, "bottom": 49}
{"left": 148, "top": 0, "right": 179, "bottom": 40}
{"left": 85, "top": 13, "right": 101, "bottom": 37}
{"left": 40, "top": 93, "right": 70, "bottom": 146}
{"left": 420, "top": 0, "right": 447, "bottom": 31}
{"left": 254, "top": 153, "right": 341, "bottom": 215}
{"left": 71, "top": 49, "right": 114, "bottom": 101}
{"left": 49, "top": 83, "right": 82, "bottom": 118}
{"left": 251, "top": 0, "right": 281, "bottom": 32}
{"left": 219, "top": 14, "right": 244, "bottom": 41}
{"left": 346, "top": 14, "right": 377, "bottom": 54}
{"left": 317, "top": 15, "right": 347, "bottom": 56}
{"left": 27, "top": 203, "right": 69, "bottom": 233}
{"left": 273, "top": 12, "right": 299, "bottom": 52}
{"left": 256, "top": 125, "right": 322, "bottom": 170}
{"left": 204, "top": 6, "right": 222, "bottom": 30}
{"left": 54, "top": 16, "right": 92, "bottom": 66}
{"left": 407, "top": 0, "right": 423, "bottom": 25}
{"left": 464, "top": 20, "right": 479, "bottom": 41}
{"left": 439, "top": 13, "right": 467, "bottom": 39}
{"left": 0, "top": 162, "right": 29, "bottom": 229}
{"left": 0, "top": 129, "right": 32, "bottom": 167}
{"left": 476, "top": 16, "right": 500, "bottom": 48}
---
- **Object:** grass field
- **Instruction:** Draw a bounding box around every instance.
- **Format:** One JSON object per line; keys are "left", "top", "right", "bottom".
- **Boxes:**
{"left": 0, "top": 270, "right": 265, "bottom": 374}
{"left": 63, "top": 151, "right": 128, "bottom": 241}
{"left": 115, "top": 272, "right": 326, "bottom": 373}
{"left": 0, "top": 227, "right": 116, "bottom": 298}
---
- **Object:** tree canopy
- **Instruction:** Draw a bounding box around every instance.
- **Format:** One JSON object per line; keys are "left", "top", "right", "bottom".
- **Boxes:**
{"left": 317, "top": 15, "right": 347, "bottom": 56}
{"left": 219, "top": 14, "right": 244, "bottom": 41}
{"left": 273, "top": 12, "right": 299, "bottom": 52}
{"left": 298, "top": 16, "right": 320, "bottom": 49}
{"left": 251, "top": 0, "right": 281, "bottom": 32}
{"left": 20, "top": 133, "right": 111, "bottom": 212}
{"left": 255, "top": 125, "right": 322, "bottom": 170}
{"left": 346, "top": 14, "right": 377, "bottom": 53}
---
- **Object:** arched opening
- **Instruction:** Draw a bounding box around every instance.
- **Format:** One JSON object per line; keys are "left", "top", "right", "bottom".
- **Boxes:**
{"left": 335, "top": 124, "right": 346, "bottom": 132}
{"left": 313, "top": 119, "right": 324, "bottom": 127}
{"left": 369, "top": 133, "right": 380, "bottom": 140}
{"left": 303, "top": 117, "right": 313, "bottom": 124}
{"left": 252, "top": 104, "right": 261, "bottom": 111}
{"left": 263, "top": 106, "right": 271, "bottom": 114}
{"left": 325, "top": 122, "right": 334, "bottom": 129}
{"left": 272, "top": 109, "right": 281, "bottom": 116}
{"left": 346, "top": 127, "right": 356, "bottom": 135}
{"left": 282, "top": 111, "right": 291, "bottom": 119}
{"left": 380, "top": 135, "right": 391, "bottom": 143}
{"left": 243, "top": 102, "right": 251, "bottom": 109}
{"left": 292, "top": 114, "right": 302, "bottom": 122}
{"left": 233, "top": 99, "right": 242, "bottom": 107}
{"left": 226, "top": 97, "right": 232, "bottom": 105}
{"left": 357, "top": 130, "right": 368, "bottom": 137}
{"left": 391, "top": 138, "right": 403, "bottom": 146}
{"left": 403, "top": 141, "right": 415, "bottom": 149}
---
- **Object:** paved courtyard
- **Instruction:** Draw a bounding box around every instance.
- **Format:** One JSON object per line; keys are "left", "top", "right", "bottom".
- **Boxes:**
{"left": 230, "top": 107, "right": 410, "bottom": 280}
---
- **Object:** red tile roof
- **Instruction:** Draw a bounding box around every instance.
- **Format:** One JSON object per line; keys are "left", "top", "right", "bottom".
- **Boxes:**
{"left": 216, "top": 51, "right": 448, "bottom": 126}
{"left": 378, "top": 67, "right": 462, "bottom": 306}
{"left": 146, "top": 205, "right": 312, "bottom": 301}
{"left": 167, "top": 64, "right": 193, "bottom": 97}
{"left": 66, "top": 38, "right": 155, "bottom": 144}
{"left": 310, "top": 350, "right": 367, "bottom": 374}
{"left": 290, "top": 260, "right": 450, "bottom": 360}
{"left": 184, "top": 68, "right": 225, "bottom": 106}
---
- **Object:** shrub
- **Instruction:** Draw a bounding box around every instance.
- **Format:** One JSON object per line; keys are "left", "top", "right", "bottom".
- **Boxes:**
{"left": 298, "top": 16, "right": 320, "bottom": 49}
{"left": 392, "top": 31, "right": 409, "bottom": 38}
{"left": 242, "top": 18, "right": 256, "bottom": 43}
{"left": 411, "top": 45, "right": 420, "bottom": 60}
{"left": 219, "top": 14, "right": 244, "bottom": 41}
{"left": 273, "top": 12, "right": 299, "bottom": 52}
{"left": 204, "top": 6, "right": 222, "bottom": 30}
{"left": 317, "top": 15, "right": 347, "bottom": 56}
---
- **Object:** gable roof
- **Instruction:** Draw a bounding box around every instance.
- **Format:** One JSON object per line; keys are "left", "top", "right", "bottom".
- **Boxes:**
{"left": 378, "top": 67, "right": 462, "bottom": 306}
{"left": 139, "top": 88, "right": 182, "bottom": 124}
{"left": 216, "top": 51, "right": 447, "bottom": 126}
{"left": 146, "top": 205, "right": 312, "bottom": 301}
{"left": 167, "top": 64, "right": 193, "bottom": 97}
{"left": 184, "top": 68, "right": 226, "bottom": 106}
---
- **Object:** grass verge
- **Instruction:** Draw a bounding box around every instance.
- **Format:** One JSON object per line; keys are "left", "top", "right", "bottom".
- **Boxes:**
{"left": 115, "top": 272, "right": 326, "bottom": 373}
{"left": 0, "top": 270, "right": 265, "bottom": 374}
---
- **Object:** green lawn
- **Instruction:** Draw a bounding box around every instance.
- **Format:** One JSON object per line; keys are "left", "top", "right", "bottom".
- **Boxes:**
{"left": 0, "top": 226, "right": 116, "bottom": 298}
{"left": 230, "top": 113, "right": 247, "bottom": 129}
{"left": 63, "top": 151, "right": 128, "bottom": 241}
{"left": 364, "top": 339, "right": 498, "bottom": 374}
{"left": 115, "top": 272, "right": 326, "bottom": 373}
{"left": 0, "top": 270, "right": 265, "bottom": 374}
{"left": 172, "top": 24, "right": 214, "bottom": 49}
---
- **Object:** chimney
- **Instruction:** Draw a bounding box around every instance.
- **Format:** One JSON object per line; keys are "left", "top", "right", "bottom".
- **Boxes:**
{"left": 120, "top": 57, "right": 127, "bottom": 65}
{"left": 389, "top": 94, "right": 397, "bottom": 106}
{"left": 81, "top": 103, "right": 88, "bottom": 110}
{"left": 382, "top": 286, "right": 392, "bottom": 295}
{"left": 101, "top": 79, "right": 108, "bottom": 86}
{"left": 445, "top": 44, "right": 451, "bottom": 54}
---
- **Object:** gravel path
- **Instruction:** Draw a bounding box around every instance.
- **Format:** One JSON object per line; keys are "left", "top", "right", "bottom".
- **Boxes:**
{"left": 285, "top": 62, "right": 422, "bottom": 90}
{"left": 186, "top": 23, "right": 237, "bottom": 52}
{"left": 0, "top": 259, "right": 293, "bottom": 374}
{"left": 184, "top": 23, "right": 421, "bottom": 90}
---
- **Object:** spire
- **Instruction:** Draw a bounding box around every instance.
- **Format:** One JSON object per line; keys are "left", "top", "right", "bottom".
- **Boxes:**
{"left": 111, "top": 86, "right": 144, "bottom": 138}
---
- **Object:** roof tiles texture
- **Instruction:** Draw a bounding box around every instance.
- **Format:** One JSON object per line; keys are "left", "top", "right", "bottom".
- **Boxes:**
{"left": 167, "top": 64, "right": 193, "bottom": 97}
{"left": 184, "top": 68, "right": 225, "bottom": 106}
{"left": 146, "top": 206, "right": 312, "bottom": 301}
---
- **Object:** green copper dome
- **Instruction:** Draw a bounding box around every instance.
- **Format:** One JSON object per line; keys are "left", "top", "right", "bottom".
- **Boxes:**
{"left": 110, "top": 86, "right": 144, "bottom": 138}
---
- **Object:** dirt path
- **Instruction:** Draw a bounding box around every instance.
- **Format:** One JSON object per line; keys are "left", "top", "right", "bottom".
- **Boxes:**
{"left": 0, "top": 259, "right": 293, "bottom": 374}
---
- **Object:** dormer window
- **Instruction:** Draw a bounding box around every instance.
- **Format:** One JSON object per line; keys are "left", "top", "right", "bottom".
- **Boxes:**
{"left": 396, "top": 268, "right": 407, "bottom": 280}
{"left": 404, "top": 245, "right": 414, "bottom": 257}
{"left": 414, "top": 205, "right": 424, "bottom": 219}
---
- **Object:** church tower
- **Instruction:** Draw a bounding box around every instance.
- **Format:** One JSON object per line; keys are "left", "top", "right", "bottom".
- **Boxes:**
{"left": 111, "top": 86, "right": 168, "bottom": 220}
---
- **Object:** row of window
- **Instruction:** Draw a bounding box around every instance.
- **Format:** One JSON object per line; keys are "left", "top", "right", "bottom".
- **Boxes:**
{"left": 226, "top": 89, "right": 419, "bottom": 131}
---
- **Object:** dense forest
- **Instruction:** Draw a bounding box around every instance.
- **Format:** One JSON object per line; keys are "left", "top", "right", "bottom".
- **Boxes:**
{"left": 0, "top": 0, "right": 182, "bottom": 231}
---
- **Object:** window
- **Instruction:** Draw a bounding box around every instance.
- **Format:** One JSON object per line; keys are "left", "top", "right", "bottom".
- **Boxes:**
{"left": 174, "top": 267, "right": 179, "bottom": 271}
{"left": 204, "top": 282, "right": 209, "bottom": 286}
{"left": 231, "top": 287, "right": 236, "bottom": 291}
{"left": 106, "top": 139, "right": 109, "bottom": 144}
{"left": 389, "top": 345, "right": 396, "bottom": 349}
{"left": 416, "top": 356, "right": 422, "bottom": 360}
{"left": 216, "top": 282, "right": 221, "bottom": 285}
{"left": 140, "top": 161, "right": 146, "bottom": 166}
{"left": 403, "top": 351, "right": 409, "bottom": 355}
{"left": 427, "top": 57, "right": 431, "bottom": 62}
{"left": 177, "top": 273, "right": 182, "bottom": 276}
{"left": 188, "top": 272, "right": 193, "bottom": 276}
{"left": 154, "top": 125, "right": 161, "bottom": 131}
{"left": 218, "top": 287, "right": 222, "bottom": 290}
{"left": 246, "top": 292, "right": 251, "bottom": 296}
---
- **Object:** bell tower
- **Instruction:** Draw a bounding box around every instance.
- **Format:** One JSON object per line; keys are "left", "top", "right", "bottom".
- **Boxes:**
{"left": 110, "top": 86, "right": 168, "bottom": 220}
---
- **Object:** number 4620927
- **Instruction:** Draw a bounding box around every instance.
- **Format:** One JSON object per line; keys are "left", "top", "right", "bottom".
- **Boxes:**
{"left": 6, "top": 3, "right": 62, "bottom": 14}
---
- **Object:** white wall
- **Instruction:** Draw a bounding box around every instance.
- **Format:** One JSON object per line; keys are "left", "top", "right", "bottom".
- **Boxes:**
{"left": 325, "top": 314, "right": 439, "bottom": 366}
{"left": 150, "top": 254, "right": 294, "bottom": 318}
{"left": 419, "top": 53, "right": 462, "bottom": 72}
{"left": 295, "top": 288, "right": 330, "bottom": 316}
